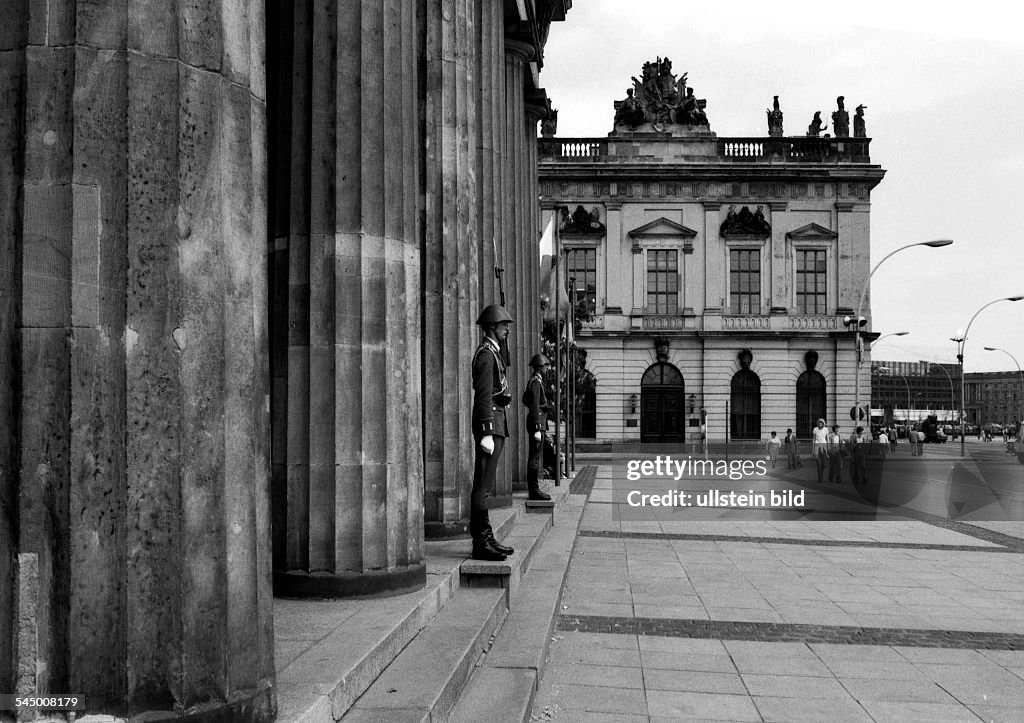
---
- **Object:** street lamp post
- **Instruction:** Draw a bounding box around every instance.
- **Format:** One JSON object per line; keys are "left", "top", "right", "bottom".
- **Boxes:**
{"left": 879, "top": 366, "right": 910, "bottom": 428}
{"left": 868, "top": 332, "right": 908, "bottom": 425}
{"left": 984, "top": 346, "right": 1024, "bottom": 435}
{"left": 848, "top": 240, "right": 952, "bottom": 428}
{"left": 953, "top": 295, "right": 1024, "bottom": 456}
{"left": 921, "top": 361, "right": 956, "bottom": 427}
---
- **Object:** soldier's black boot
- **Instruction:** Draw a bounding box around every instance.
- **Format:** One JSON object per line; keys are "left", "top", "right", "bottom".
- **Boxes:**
{"left": 487, "top": 535, "right": 514, "bottom": 555}
{"left": 528, "top": 486, "right": 551, "bottom": 501}
{"left": 472, "top": 538, "right": 508, "bottom": 561}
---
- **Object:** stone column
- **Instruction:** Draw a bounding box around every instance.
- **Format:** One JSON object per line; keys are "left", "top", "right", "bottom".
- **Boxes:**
{"left": 12, "top": 1, "right": 275, "bottom": 718}
{"left": 523, "top": 95, "right": 545, "bottom": 474}
{"left": 499, "top": 38, "right": 533, "bottom": 500}
{"left": 0, "top": 0, "right": 27, "bottom": 697}
{"left": 421, "top": 0, "right": 480, "bottom": 539}
{"left": 272, "top": 0, "right": 425, "bottom": 596}
{"left": 476, "top": 0, "right": 503, "bottom": 310}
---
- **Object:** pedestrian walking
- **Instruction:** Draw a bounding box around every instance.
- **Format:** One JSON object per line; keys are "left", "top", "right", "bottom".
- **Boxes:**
{"left": 784, "top": 428, "right": 800, "bottom": 469}
{"left": 889, "top": 426, "right": 897, "bottom": 453}
{"left": 812, "top": 418, "right": 829, "bottom": 481}
{"left": 908, "top": 427, "right": 919, "bottom": 456}
{"left": 848, "top": 426, "right": 869, "bottom": 485}
{"left": 916, "top": 427, "right": 925, "bottom": 456}
{"left": 522, "top": 353, "right": 552, "bottom": 501}
{"left": 470, "top": 304, "right": 515, "bottom": 561}
{"left": 827, "top": 424, "right": 844, "bottom": 483}
{"left": 766, "top": 431, "right": 781, "bottom": 468}
{"left": 877, "top": 429, "right": 889, "bottom": 460}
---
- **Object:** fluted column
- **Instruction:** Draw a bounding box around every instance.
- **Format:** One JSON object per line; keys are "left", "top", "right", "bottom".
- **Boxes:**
{"left": 524, "top": 96, "right": 545, "bottom": 450}
{"left": 0, "top": 0, "right": 27, "bottom": 697}
{"left": 476, "top": 1, "right": 503, "bottom": 309}
{"left": 10, "top": 0, "right": 275, "bottom": 718}
{"left": 272, "top": 0, "right": 425, "bottom": 596}
{"left": 421, "top": 0, "right": 480, "bottom": 539}
{"left": 499, "top": 38, "right": 533, "bottom": 500}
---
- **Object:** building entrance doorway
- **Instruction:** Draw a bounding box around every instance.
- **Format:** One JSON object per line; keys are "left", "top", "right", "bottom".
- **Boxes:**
{"left": 641, "top": 362, "right": 685, "bottom": 443}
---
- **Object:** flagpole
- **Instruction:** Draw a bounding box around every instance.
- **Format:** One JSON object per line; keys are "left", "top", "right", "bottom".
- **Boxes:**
{"left": 554, "top": 211, "right": 562, "bottom": 487}
{"left": 569, "top": 276, "right": 576, "bottom": 474}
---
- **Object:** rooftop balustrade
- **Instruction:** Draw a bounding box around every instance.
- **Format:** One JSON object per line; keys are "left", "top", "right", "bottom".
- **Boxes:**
{"left": 539, "top": 136, "right": 871, "bottom": 163}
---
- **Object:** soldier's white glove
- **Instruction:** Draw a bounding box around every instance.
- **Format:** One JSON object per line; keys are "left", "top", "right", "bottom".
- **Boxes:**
{"left": 480, "top": 435, "right": 495, "bottom": 455}
{"left": 534, "top": 431, "right": 542, "bottom": 441}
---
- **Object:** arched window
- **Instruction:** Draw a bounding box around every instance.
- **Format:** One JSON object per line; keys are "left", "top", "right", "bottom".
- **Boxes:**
{"left": 796, "top": 370, "right": 826, "bottom": 439}
{"left": 730, "top": 369, "right": 761, "bottom": 440}
{"left": 640, "top": 362, "right": 685, "bottom": 443}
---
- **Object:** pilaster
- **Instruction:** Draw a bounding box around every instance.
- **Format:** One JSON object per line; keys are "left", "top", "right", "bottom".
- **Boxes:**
{"left": 836, "top": 200, "right": 856, "bottom": 315}
{"left": 769, "top": 201, "right": 788, "bottom": 311}
{"left": 703, "top": 202, "right": 723, "bottom": 311}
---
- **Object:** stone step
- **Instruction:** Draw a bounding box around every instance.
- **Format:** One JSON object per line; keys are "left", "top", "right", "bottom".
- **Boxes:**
{"left": 274, "top": 506, "right": 521, "bottom": 723}
{"left": 458, "top": 484, "right": 566, "bottom": 595}
{"left": 340, "top": 587, "right": 509, "bottom": 722}
{"left": 448, "top": 493, "right": 586, "bottom": 722}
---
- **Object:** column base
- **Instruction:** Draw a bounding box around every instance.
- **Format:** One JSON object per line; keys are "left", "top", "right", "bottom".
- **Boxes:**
{"left": 424, "top": 520, "right": 470, "bottom": 540}
{"left": 274, "top": 563, "right": 426, "bottom": 599}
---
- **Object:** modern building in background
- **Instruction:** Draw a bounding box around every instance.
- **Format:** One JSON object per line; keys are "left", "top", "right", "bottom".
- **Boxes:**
{"left": 870, "top": 361, "right": 961, "bottom": 424}
{"left": 964, "top": 371, "right": 1024, "bottom": 428}
{"left": 540, "top": 63, "right": 885, "bottom": 443}
{"left": 869, "top": 362, "right": 1022, "bottom": 429}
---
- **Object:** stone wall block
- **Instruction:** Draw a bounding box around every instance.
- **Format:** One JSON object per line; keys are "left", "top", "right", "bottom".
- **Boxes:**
{"left": 128, "top": 0, "right": 177, "bottom": 56}
{"left": 0, "top": 0, "right": 27, "bottom": 50}
{"left": 24, "top": 46, "right": 73, "bottom": 184}
{"left": 178, "top": 0, "right": 223, "bottom": 72}
{"left": 22, "top": 184, "right": 72, "bottom": 327}
{"left": 76, "top": 0, "right": 127, "bottom": 49}
{"left": 219, "top": 0, "right": 250, "bottom": 85}
{"left": 27, "top": 0, "right": 75, "bottom": 47}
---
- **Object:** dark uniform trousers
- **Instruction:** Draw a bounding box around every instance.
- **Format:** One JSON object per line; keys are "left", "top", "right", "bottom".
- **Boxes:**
{"left": 522, "top": 372, "right": 547, "bottom": 491}
{"left": 470, "top": 340, "right": 509, "bottom": 545}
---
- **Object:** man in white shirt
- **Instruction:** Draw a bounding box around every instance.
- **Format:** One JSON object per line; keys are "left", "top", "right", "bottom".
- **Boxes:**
{"left": 811, "top": 418, "right": 829, "bottom": 482}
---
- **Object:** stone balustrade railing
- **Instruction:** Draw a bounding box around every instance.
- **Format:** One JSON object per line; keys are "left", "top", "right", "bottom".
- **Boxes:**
{"left": 539, "top": 136, "right": 871, "bottom": 163}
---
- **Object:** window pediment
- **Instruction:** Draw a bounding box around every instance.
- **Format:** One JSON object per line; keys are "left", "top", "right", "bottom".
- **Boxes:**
{"left": 629, "top": 217, "right": 697, "bottom": 253}
{"left": 786, "top": 223, "right": 837, "bottom": 241}
{"left": 628, "top": 217, "right": 698, "bottom": 239}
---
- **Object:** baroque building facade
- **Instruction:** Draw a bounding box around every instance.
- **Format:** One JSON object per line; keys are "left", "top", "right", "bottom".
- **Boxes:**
{"left": 540, "top": 63, "right": 885, "bottom": 443}
{"left": 0, "top": 0, "right": 569, "bottom": 719}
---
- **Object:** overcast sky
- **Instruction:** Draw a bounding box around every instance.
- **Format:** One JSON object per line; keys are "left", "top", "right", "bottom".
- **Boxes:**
{"left": 540, "top": 0, "right": 1024, "bottom": 373}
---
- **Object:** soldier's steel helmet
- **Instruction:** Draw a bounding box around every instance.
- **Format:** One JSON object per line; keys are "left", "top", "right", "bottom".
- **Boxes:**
{"left": 529, "top": 353, "right": 550, "bottom": 368}
{"left": 476, "top": 304, "right": 513, "bottom": 326}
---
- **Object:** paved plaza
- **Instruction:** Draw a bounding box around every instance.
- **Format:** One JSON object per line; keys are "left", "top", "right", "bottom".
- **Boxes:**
{"left": 530, "top": 443, "right": 1024, "bottom": 722}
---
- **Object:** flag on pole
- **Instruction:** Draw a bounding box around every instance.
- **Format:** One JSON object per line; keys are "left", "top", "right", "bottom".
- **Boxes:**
{"left": 539, "top": 213, "right": 569, "bottom": 322}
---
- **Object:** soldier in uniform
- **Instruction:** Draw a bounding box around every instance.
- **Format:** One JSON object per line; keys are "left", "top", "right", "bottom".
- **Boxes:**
{"left": 522, "top": 354, "right": 553, "bottom": 501}
{"left": 471, "top": 304, "right": 515, "bottom": 561}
